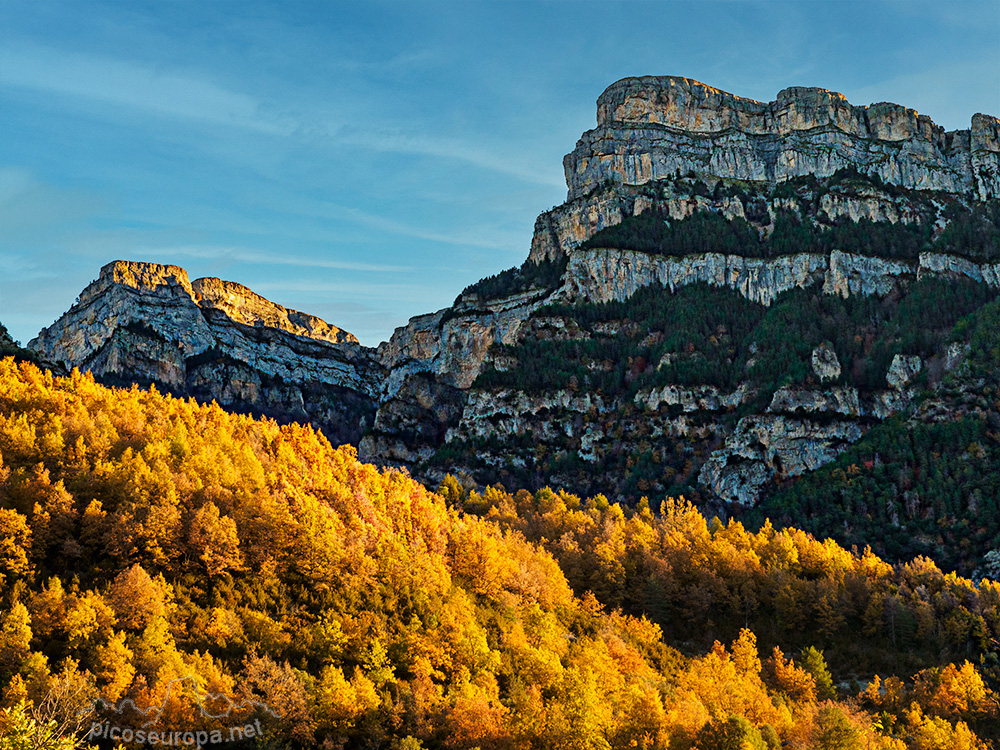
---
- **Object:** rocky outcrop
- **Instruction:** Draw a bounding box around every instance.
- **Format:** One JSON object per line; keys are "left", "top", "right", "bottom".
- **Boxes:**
{"left": 377, "top": 287, "right": 555, "bottom": 393}
{"left": 450, "top": 389, "right": 610, "bottom": 444}
{"left": 561, "top": 249, "right": 828, "bottom": 305}
{"left": 529, "top": 184, "right": 637, "bottom": 264}
{"left": 358, "top": 373, "right": 466, "bottom": 467}
{"left": 887, "top": 354, "right": 923, "bottom": 389}
{"left": 822, "top": 252, "right": 916, "bottom": 298}
{"left": 564, "top": 76, "right": 1000, "bottom": 201}
{"left": 767, "top": 387, "right": 862, "bottom": 417}
{"left": 559, "top": 248, "right": 1000, "bottom": 307}
{"left": 811, "top": 344, "right": 841, "bottom": 381}
{"left": 635, "top": 384, "right": 751, "bottom": 412}
{"left": 359, "top": 286, "right": 558, "bottom": 469}
{"left": 0, "top": 324, "right": 17, "bottom": 351}
{"left": 191, "top": 277, "right": 357, "bottom": 345}
{"left": 30, "top": 260, "right": 382, "bottom": 445}
{"left": 918, "top": 253, "right": 1000, "bottom": 286}
{"left": 373, "top": 78, "right": 1000, "bottom": 491}
{"left": 699, "top": 415, "right": 866, "bottom": 505}
{"left": 529, "top": 176, "right": 951, "bottom": 266}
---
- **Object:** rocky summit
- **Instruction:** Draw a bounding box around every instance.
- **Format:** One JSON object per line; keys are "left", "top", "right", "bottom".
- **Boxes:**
{"left": 25, "top": 77, "right": 1000, "bottom": 529}
{"left": 30, "top": 260, "right": 382, "bottom": 446}
{"left": 565, "top": 75, "right": 1000, "bottom": 201}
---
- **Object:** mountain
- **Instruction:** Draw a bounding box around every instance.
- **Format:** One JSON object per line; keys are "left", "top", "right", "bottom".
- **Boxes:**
{"left": 360, "top": 78, "right": 1000, "bottom": 520}
{"left": 30, "top": 260, "right": 382, "bottom": 446}
{"left": 26, "top": 76, "right": 1000, "bottom": 571}
{"left": 563, "top": 76, "right": 1000, "bottom": 203}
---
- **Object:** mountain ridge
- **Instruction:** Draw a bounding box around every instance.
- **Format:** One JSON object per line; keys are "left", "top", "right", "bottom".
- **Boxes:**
{"left": 29, "top": 259, "right": 381, "bottom": 446}
{"left": 24, "top": 77, "right": 1000, "bottom": 569}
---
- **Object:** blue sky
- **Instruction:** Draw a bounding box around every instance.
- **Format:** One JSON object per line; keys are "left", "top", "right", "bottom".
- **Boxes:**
{"left": 2, "top": 1, "right": 999, "bottom": 347}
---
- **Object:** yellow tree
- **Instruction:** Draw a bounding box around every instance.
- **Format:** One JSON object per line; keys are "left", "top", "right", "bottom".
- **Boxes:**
{"left": 91, "top": 630, "right": 134, "bottom": 702}
{"left": 0, "top": 509, "right": 31, "bottom": 586}
{"left": 0, "top": 603, "right": 32, "bottom": 673}
{"left": 107, "top": 564, "right": 166, "bottom": 631}
{"left": 187, "top": 501, "right": 242, "bottom": 577}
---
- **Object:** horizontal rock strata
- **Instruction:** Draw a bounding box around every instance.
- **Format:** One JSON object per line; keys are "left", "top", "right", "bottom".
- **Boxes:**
{"left": 565, "top": 76, "right": 1000, "bottom": 201}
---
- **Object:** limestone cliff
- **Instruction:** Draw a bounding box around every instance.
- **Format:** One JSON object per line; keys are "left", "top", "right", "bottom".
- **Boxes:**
{"left": 359, "top": 285, "right": 557, "bottom": 467}
{"left": 365, "top": 69, "right": 1000, "bottom": 504}
{"left": 560, "top": 249, "right": 1000, "bottom": 307}
{"left": 565, "top": 76, "right": 1000, "bottom": 202}
{"left": 192, "top": 277, "right": 357, "bottom": 345}
{"left": 30, "top": 260, "right": 382, "bottom": 446}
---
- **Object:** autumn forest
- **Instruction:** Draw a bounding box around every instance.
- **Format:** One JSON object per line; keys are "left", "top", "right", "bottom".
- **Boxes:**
{"left": 0, "top": 358, "right": 998, "bottom": 749}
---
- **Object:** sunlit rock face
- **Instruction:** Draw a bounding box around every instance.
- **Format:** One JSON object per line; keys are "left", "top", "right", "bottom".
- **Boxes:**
{"left": 366, "top": 86, "right": 1000, "bottom": 503}
{"left": 376, "top": 287, "right": 551, "bottom": 394}
{"left": 191, "top": 277, "right": 358, "bottom": 345}
{"left": 360, "top": 78, "right": 1000, "bottom": 497}
{"left": 564, "top": 76, "right": 1000, "bottom": 202}
{"left": 30, "top": 260, "right": 381, "bottom": 446}
{"left": 359, "top": 287, "right": 555, "bottom": 468}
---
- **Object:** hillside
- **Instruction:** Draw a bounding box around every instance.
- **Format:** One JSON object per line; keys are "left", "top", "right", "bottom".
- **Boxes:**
{"left": 1, "top": 357, "right": 999, "bottom": 748}
{"left": 392, "top": 176, "right": 1000, "bottom": 574}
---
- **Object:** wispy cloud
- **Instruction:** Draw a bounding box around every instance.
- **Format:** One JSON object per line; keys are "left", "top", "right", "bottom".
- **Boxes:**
{"left": 0, "top": 43, "right": 294, "bottom": 135}
{"left": 0, "top": 167, "right": 106, "bottom": 240}
{"left": 337, "top": 127, "right": 565, "bottom": 188}
{"left": 0, "top": 42, "right": 565, "bottom": 190}
{"left": 249, "top": 279, "right": 432, "bottom": 304}
{"left": 251, "top": 193, "right": 528, "bottom": 251}
{"left": 335, "top": 204, "right": 521, "bottom": 250}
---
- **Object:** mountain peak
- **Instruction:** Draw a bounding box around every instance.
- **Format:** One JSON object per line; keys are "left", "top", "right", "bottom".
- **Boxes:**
{"left": 98, "top": 259, "right": 193, "bottom": 293}
{"left": 572, "top": 76, "right": 1000, "bottom": 201}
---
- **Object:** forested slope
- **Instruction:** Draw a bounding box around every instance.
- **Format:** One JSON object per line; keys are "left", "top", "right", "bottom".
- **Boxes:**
{"left": 0, "top": 358, "right": 997, "bottom": 748}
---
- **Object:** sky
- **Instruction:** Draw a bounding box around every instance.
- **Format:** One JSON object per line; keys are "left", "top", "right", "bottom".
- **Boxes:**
{"left": 2, "top": 0, "right": 999, "bottom": 347}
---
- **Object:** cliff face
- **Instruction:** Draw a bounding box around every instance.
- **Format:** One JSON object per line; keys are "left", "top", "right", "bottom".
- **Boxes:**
{"left": 367, "top": 70, "right": 1000, "bottom": 504}
{"left": 528, "top": 158, "right": 944, "bottom": 265}
{"left": 191, "top": 277, "right": 357, "bottom": 345}
{"left": 358, "top": 286, "right": 556, "bottom": 467}
{"left": 561, "top": 249, "right": 1000, "bottom": 306}
{"left": 565, "top": 76, "right": 1000, "bottom": 202}
{"left": 30, "top": 260, "right": 381, "bottom": 446}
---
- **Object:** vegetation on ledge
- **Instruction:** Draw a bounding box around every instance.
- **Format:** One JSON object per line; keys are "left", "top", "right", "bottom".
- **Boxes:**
{"left": 580, "top": 171, "right": 1000, "bottom": 263}
{"left": 750, "top": 296, "right": 1000, "bottom": 575}
{"left": 453, "top": 256, "right": 568, "bottom": 305}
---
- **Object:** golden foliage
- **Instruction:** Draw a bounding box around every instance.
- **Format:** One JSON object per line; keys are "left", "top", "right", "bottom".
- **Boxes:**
{"left": 0, "top": 359, "right": 994, "bottom": 748}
